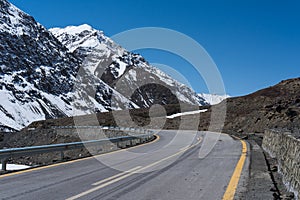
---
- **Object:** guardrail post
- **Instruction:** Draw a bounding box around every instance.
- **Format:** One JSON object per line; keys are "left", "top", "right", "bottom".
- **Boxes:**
{"left": 1, "top": 158, "right": 8, "bottom": 171}
{"left": 60, "top": 151, "right": 65, "bottom": 161}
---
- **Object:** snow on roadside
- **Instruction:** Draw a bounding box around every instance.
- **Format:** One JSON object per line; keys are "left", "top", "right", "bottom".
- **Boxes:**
{"left": 166, "top": 109, "right": 208, "bottom": 119}
{"left": 1, "top": 164, "right": 31, "bottom": 171}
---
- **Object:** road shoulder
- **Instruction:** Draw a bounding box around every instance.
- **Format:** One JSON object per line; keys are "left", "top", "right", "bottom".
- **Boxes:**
{"left": 241, "top": 139, "right": 275, "bottom": 199}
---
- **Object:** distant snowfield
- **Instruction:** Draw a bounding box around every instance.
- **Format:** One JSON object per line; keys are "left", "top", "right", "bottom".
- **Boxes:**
{"left": 1, "top": 164, "right": 30, "bottom": 171}
{"left": 198, "top": 93, "right": 230, "bottom": 105}
{"left": 166, "top": 109, "right": 208, "bottom": 119}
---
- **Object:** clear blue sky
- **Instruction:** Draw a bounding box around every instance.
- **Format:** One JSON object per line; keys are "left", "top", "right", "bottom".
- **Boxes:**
{"left": 10, "top": 0, "right": 300, "bottom": 96}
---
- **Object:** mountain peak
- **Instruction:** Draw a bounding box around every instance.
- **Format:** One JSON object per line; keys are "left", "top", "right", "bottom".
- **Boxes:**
{"left": 0, "top": 1, "right": 206, "bottom": 131}
{"left": 198, "top": 93, "right": 230, "bottom": 105}
{"left": 49, "top": 24, "right": 97, "bottom": 36}
{"left": 49, "top": 24, "right": 110, "bottom": 53}
{"left": 50, "top": 24, "right": 207, "bottom": 107}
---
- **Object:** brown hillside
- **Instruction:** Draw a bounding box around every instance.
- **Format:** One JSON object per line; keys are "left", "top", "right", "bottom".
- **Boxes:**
{"left": 220, "top": 77, "right": 300, "bottom": 135}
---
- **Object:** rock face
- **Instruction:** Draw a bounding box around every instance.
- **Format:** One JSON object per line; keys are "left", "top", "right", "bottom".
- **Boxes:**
{"left": 0, "top": 0, "right": 205, "bottom": 131}
{"left": 262, "top": 129, "right": 300, "bottom": 199}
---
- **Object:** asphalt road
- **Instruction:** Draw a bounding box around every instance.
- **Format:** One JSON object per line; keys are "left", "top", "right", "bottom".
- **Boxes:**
{"left": 0, "top": 130, "right": 249, "bottom": 200}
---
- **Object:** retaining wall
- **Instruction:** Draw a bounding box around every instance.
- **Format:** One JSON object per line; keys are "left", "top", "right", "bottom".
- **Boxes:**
{"left": 262, "top": 129, "right": 300, "bottom": 199}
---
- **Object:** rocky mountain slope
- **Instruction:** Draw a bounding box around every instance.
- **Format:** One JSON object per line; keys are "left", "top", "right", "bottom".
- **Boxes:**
{"left": 199, "top": 78, "right": 300, "bottom": 134}
{"left": 0, "top": 0, "right": 78, "bottom": 131}
{"left": 0, "top": 0, "right": 205, "bottom": 131}
{"left": 49, "top": 25, "right": 205, "bottom": 108}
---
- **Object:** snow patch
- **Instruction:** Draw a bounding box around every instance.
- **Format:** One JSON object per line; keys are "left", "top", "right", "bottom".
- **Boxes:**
{"left": 0, "top": 164, "right": 31, "bottom": 171}
{"left": 167, "top": 109, "right": 208, "bottom": 119}
{"left": 0, "top": 88, "right": 45, "bottom": 130}
{"left": 128, "top": 70, "right": 137, "bottom": 81}
{"left": 115, "top": 61, "right": 127, "bottom": 78}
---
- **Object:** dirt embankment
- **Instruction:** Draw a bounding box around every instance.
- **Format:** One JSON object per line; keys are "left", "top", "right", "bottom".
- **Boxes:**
{"left": 222, "top": 78, "right": 300, "bottom": 135}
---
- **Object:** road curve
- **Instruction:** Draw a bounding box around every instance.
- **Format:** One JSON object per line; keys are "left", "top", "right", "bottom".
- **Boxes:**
{"left": 0, "top": 130, "right": 248, "bottom": 200}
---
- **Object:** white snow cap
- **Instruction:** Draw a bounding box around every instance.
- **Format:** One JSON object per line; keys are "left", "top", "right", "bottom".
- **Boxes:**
{"left": 50, "top": 24, "right": 95, "bottom": 36}
{"left": 198, "top": 93, "right": 230, "bottom": 105}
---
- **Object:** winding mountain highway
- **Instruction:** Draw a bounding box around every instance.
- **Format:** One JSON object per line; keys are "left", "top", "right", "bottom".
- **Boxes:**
{"left": 0, "top": 130, "right": 249, "bottom": 200}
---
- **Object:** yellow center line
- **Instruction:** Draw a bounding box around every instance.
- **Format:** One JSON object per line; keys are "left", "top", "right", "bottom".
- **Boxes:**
{"left": 222, "top": 139, "right": 247, "bottom": 200}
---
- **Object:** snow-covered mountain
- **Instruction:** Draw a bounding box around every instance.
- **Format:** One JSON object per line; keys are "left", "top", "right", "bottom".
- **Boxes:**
{"left": 49, "top": 24, "right": 206, "bottom": 107}
{"left": 0, "top": 0, "right": 136, "bottom": 131}
{"left": 0, "top": 0, "right": 206, "bottom": 131}
{"left": 198, "top": 93, "right": 230, "bottom": 105}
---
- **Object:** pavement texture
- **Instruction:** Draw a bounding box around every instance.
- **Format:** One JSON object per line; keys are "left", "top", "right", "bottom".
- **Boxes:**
{"left": 0, "top": 130, "right": 248, "bottom": 200}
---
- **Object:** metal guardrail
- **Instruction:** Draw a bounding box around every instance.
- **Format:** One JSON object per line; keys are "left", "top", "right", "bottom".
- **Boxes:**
{"left": 0, "top": 127, "right": 154, "bottom": 171}
{"left": 51, "top": 126, "right": 151, "bottom": 135}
